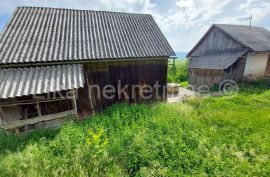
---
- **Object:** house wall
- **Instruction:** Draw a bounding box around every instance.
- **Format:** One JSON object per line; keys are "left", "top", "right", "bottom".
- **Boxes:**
{"left": 244, "top": 52, "right": 270, "bottom": 79}
{"left": 190, "top": 27, "right": 244, "bottom": 56}
{"left": 77, "top": 58, "right": 168, "bottom": 118}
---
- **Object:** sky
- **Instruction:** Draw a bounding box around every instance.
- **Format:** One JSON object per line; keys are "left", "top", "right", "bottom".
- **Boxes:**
{"left": 0, "top": 0, "right": 270, "bottom": 53}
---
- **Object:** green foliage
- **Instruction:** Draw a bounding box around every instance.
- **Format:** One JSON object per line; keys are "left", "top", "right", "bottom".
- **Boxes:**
{"left": 167, "top": 59, "right": 188, "bottom": 83}
{"left": 180, "top": 81, "right": 189, "bottom": 87}
{"left": 0, "top": 128, "right": 58, "bottom": 154}
{"left": 0, "top": 83, "right": 270, "bottom": 176}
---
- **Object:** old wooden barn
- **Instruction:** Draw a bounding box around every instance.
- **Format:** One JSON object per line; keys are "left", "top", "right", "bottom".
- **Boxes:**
{"left": 0, "top": 7, "right": 175, "bottom": 132}
{"left": 187, "top": 24, "right": 270, "bottom": 87}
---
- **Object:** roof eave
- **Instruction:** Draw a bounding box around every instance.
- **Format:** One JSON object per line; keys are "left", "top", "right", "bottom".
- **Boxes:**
{"left": 0, "top": 56, "right": 173, "bottom": 69}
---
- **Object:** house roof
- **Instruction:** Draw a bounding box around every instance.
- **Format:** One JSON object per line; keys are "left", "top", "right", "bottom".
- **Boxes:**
{"left": 0, "top": 7, "right": 175, "bottom": 64}
{"left": 215, "top": 24, "right": 270, "bottom": 52}
{"left": 187, "top": 24, "right": 270, "bottom": 57}
{"left": 188, "top": 48, "right": 248, "bottom": 70}
{"left": 0, "top": 64, "right": 84, "bottom": 99}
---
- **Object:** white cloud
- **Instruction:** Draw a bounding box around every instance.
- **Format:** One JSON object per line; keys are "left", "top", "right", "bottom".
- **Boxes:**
{"left": 0, "top": 0, "right": 156, "bottom": 14}
{"left": 0, "top": 0, "right": 270, "bottom": 52}
{"left": 151, "top": 0, "right": 270, "bottom": 51}
{"left": 149, "top": 0, "right": 233, "bottom": 51}
{"left": 239, "top": 0, "right": 257, "bottom": 10}
{"left": 217, "top": 0, "right": 270, "bottom": 27}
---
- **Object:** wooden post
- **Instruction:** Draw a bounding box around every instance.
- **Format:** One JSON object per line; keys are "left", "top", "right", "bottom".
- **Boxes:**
{"left": 72, "top": 89, "right": 79, "bottom": 119}
{"left": 24, "top": 108, "right": 29, "bottom": 132}
{"left": 88, "top": 84, "right": 95, "bottom": 115}
{"left": 36, "top": 101, "right": 42, "bottom": 116}
{"left": 35, "top": 101, "right": 42, "bottom": 129}
{"left": 173, "top": 57, "right": 176, "bottom": 81}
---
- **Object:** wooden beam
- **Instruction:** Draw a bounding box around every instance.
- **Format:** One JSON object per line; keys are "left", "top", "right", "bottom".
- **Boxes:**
{"left": 36, "top": 101, "right": 42, "bottom": 117}
{"left": 24, "top": 108, "right": 29, "bottom": 132}
{"left": 88, "top": 84, "right": 95, "bottom": 115}
{"left": 72, "top": 89, "right": 79, "bottom": 119}
{"left": 0, "top": 97, "right": 74, "bottom": 107}
{"left": 173, "top": 57, "right": 176, "bottom": 80}
{"left": 0, "top": 110, "right": 76, "bottom": 130}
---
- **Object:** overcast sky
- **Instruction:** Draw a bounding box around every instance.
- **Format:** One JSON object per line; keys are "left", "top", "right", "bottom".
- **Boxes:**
{"left": 0, "top": 0, "right": 270, "bottom": 52}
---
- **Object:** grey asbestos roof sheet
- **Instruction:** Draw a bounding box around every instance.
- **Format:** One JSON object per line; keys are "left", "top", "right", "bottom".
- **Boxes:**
{"left": 215, "top": 24, "right": 270, "bottom": 52}
{"left": 0, "top": 64, "right": 84, "bottom": 99}
{"left": 189, "top": 48, "right": 248, "bottom": 70}
{"left": 0, "top": 7, "right": 175, "bottom": 64}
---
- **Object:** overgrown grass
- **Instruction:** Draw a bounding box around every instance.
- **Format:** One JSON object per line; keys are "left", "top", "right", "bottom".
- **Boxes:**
{"left": 0, "top": 82, "right": 270, "bottom": 176}
{"left": 167, "top": 59, "right": 188, "bottom": 83}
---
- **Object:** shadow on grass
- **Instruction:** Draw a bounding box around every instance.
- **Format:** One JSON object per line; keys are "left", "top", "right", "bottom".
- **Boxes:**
{"left": 239, "top": 79, "right": 270, "bottom": 94}
{"left": 0, "top": 128, "right": 59, "bottom": 154}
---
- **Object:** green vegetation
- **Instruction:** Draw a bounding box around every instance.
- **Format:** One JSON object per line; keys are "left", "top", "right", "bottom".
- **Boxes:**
{"left": 167, "top": 59, "right": 188, "bottom": 84}
{"left": 0, "top": 81, "right": 270, "bottom": 176}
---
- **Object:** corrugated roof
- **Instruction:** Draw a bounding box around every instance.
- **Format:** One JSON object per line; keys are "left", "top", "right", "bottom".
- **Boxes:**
{"left": 189, "top": 48, "right": 248, "bottom": 70}
{"left": 215, "top": 24, "right": 270, "bottom": 52}
{"left": 0, "top": 7, "right": 175, "bottom": 64}
{"left": 0, "top": 64, "right": 85, "bottom": 99}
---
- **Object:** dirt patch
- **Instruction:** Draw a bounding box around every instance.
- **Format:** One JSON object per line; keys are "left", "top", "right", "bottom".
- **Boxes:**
{"left": 167, "top": 87, "right": 199, "bottom": 103}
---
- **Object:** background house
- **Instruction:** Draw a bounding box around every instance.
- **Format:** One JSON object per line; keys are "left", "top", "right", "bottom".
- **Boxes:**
{"left": 187, "top": 24, "right": 270, "bottom": 86}
{"left": 0, "top": 7, "right": 175, "bottom": 132}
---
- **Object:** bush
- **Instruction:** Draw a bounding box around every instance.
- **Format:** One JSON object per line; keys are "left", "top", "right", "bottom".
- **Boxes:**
{"left": 167, "top": 59, "right": 188, "bottom": 83}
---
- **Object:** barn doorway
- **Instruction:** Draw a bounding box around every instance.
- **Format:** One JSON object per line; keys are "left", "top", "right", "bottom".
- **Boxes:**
{"left": 266, "top": 54, "right": 270, "bottom": 76}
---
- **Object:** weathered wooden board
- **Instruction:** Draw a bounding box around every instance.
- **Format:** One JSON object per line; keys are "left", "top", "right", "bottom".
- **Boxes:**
{"left": 0, "top": 59, "right": 169, "bottom": 126}
{"left": 189, "top": 57, "right": 246, "bottom": 86}
{"left": 1, "top": 110, "right": 76, "bottom": 130}
{"left": 190, "top": 27, "right": 244, "bottom": 57}
{"left": 0, "top": 106, "right": 23, "bottom": 124}
{"left": 78, "top": 59, "right": 168, "bottom": 116}
{"left": 266, "top": 54, "right": 270, "bottom": 76}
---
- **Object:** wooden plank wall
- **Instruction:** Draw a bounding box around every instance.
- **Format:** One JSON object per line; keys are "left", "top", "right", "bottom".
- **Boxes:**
{"left": 77, "top": 59, "right": 168, "bottom": 117}
{"left": 189, "top": 57, "right": 246, "bottom": 87}
{"left": 191, "top": 27, "right": 244, "bottom": 56}
{"left": 188, "top": 68, "right": 223, "bottom": 86}
{"left": 0, "top": 106, "right": 23, "bottom": 124}
{"left": 0, "top": 59, "right": 168, "bottom": 124}
{"left": 222, "top": 57, "right": 246, "bottom": 82}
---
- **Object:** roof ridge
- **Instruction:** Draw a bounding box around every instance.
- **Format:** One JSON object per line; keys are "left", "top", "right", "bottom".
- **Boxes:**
{"left": 215, "top": 23, "right": 267, "bottom": 30}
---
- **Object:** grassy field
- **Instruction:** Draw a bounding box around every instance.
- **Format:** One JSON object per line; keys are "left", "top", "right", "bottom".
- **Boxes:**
{"left": 0, "top": 81, "right": 270, "bottom": 176}
{"left": 167, "top": 58, "right": 188, "bottom": 84}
